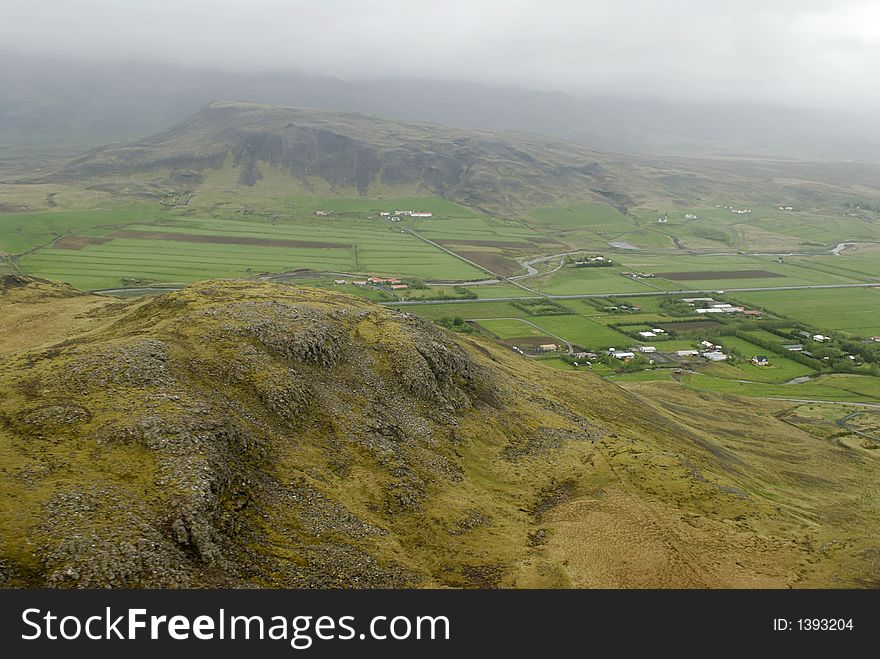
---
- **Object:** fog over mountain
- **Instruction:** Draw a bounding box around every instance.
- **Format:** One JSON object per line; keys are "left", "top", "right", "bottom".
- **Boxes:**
{"left": 1, "top": 1, "right": 879, "bottom": 161}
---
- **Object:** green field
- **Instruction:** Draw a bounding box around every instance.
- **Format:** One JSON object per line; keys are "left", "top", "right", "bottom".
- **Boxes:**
{"left": 531, "top": 266, "right": 660, "bottom": 295}
{"left": 681, "top": 372, "right": 880, "bottom": 402}
{"left": 405, "top": 297, "right": 644, "bottom": 351}
{"left": 519, "top": 315, "right": 633, "bottom": 350}
{"left": 415, "top": 216, "right": 547, "bottom": 244}
{"left": 626, "top": 204, "right": 880, "bottom": 252}
{"left": 732, "top": 287, "right": 880, "bottom": 336}
{"left": 611, "top": 370, "right": 880, "bottom": 402}
{"left": 5, "top": 182, "right": 880, "bottom": 411}
{"left": 475, "top": 318, "right": 549, "bottom": 340}
{"left": 10, "top": 204, "right": 490, "bottom": 290}
{"left": 0, "top": 205, "right": 161, "bottom": 254}
{"left": 612, "top": 253, "right": 863, "bottom": 290}
{"left": 403, "top": 301, "right": 527, "bottom": 321}
{"left": 528, "top": 202, "right": 632, "bottom": 228}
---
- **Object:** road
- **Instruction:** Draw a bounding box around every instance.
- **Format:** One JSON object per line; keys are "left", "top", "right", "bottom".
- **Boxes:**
{"left": 835, "top": 411, "right": 880, "bottom": 443}
{"left": 384, "top": 281, "right": 880, "bottom": 306}
{"left": 510, "top": 250, "right": 584, "bottom": 280}
{"left": 1, "top": 251, "right": 22, "bottom": 275}
{"left": 468, "top": 316, "right": 574, "bottom": 353}
{"left": 402, "top": 228, "right": 540, "bottom": 295}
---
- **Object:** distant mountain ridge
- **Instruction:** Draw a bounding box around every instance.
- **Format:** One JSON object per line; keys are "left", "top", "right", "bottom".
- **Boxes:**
{"left": 2, "top": 53, "right": 879, "bottom": 163}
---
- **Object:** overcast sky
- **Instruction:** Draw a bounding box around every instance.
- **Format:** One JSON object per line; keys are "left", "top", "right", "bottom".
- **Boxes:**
{"left": 2, "top": 0, "right": 880, "bottom": 110}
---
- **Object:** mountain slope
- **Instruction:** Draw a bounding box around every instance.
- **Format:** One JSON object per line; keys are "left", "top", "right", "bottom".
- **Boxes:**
{"left": 34, "top": 101, "right": 880, "bottom": 221}
{"left": 48, "top": 101, "right": 629, "bottom": 215}
{"left": 1, "top": 276, "right": 879, "bottom": 588}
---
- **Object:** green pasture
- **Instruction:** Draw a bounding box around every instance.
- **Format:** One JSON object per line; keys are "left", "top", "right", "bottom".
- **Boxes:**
{"left": 528, "top": 202, "right": 631, "bottom": 228}
{"left": 732, "top": 287, "right": 880, "bottom": 336}
{"left": 679, "top": 372, "right": 880, "bottom": 403}
{"left": 531, "top": 266, "right": 660, "bottom": 295}
{"left": 475, "top": 319, "right": 548, "bottom": 340}
{"left": 11, "top": 207, "right": 487, "bottom": 290}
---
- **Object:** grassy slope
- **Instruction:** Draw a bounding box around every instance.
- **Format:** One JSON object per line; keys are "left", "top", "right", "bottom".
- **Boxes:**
{"left": 1, "top": 277, "right": 879, "bottom": 588}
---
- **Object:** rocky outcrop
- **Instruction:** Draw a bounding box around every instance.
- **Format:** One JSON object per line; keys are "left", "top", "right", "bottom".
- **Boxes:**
{"left": 0, "top": 281, "right": 556, "bottom": 588}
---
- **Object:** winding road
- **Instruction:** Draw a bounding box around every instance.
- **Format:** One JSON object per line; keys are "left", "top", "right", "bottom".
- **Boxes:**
{"left": 835, "top": 411, "right": 880, "bottom": 443}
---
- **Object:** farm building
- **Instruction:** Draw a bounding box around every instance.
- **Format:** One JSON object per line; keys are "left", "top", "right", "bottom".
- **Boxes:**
{"left": 751, "top": 356, "right": 770, "bottom": 366}
{"left": 410, "top": 211, "right": 433, "bottom": 218}
{"left": 538, "top": 344, "right": 559, "bottom": 352}
{"left": 703, "top": 351, "right": 727, "bottom": 362}
{"left": 783, "top": 344, "right": 803, "bottom": 352}
{"left": 639, "top": 346, "right": 657, "bottom": 353}
{"left": 696, "top": 308, "right": 724, "bottom": 314}
{"left": 390, "top": 284, "right": 408, "bottom": 290}
{"left": 676, "top": 350, "right": 700, "bottom": 357}
{"left": 333, "top": 280, "right": 346, "bottom": 285}
{"left": 812, "top": 334, "right": 830, "bottom": 342}
{"left": 611, "top": 351, "right": 635, "bottom": 360}
{"left": 638, "top": 331, "right": 657, "bottom": 338}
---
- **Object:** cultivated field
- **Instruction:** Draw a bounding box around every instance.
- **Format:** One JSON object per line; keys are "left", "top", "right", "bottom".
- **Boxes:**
{"left": 732, "top": 287, "right": 880, "bottom": 336}
{"left": 7, "top": 201, "right": 492, "bottom": 290}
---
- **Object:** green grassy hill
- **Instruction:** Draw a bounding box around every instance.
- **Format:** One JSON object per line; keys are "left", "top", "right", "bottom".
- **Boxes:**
{"left": 1, "top": 276, "right": 879, "bottom": 588}
{"left": 47, "top": 101, "right": 632, "bottom": 216}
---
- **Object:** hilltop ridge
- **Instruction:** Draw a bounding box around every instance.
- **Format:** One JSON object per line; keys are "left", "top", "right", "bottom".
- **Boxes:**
{"left": 1, "top": 277, "right": 879, "bottom": 587}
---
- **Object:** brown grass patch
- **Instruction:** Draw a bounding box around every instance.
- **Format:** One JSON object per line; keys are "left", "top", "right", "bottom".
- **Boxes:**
{"left": 57, "top": 230, "right": 351, "bottom": 250}
{"left": 460, "top": 251, "right": 522, "bottom": 276}
{"left": 115, "top": 230, "right": 350, "bottom": 249}
{"left": 658, "top": 270, "right": 784, "bottom": 281}
{"left": 54, "top": 235, "right": 114, "bottom": 250}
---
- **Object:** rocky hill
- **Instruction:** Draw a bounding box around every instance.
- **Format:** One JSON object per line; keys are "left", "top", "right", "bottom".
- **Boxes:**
{"left": 1, "top": 276, "right": 879, "bottom": 588}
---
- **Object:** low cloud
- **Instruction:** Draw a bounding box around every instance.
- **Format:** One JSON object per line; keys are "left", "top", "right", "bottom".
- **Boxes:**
{"left": 1, "top": 0, "right": 878, "bottom": 110}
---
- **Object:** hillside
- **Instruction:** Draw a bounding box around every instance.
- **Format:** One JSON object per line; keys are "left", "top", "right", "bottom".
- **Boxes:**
{"left": 1, "top": 275, "right": 879, "bottom": 588}
{"left": 48, "top": 101, "right": 630, "bottom": 216}
{"left": 24, "top": 101, "right": 878, "bottom": 222}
